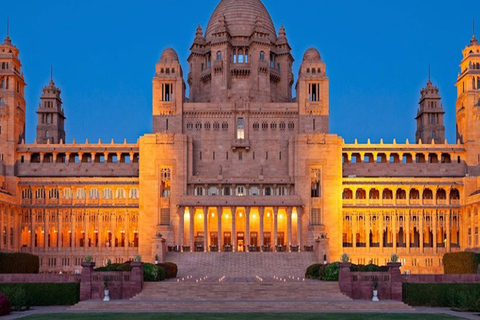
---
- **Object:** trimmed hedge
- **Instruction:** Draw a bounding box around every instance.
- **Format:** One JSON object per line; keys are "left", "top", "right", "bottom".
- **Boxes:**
{"left": 95, "top": 263, "right": 132, "bottom": 272}
{"left": 305, "top": 262, "right": 339, "bottom": 281}
{"left": 349, "top": 263, "right": 388, "bottom": 272}
{"left": 0, "top": 253, "right": 39, "bottom": 274}
{"left": 0, "top": 294, "right": 11, "bottom": 316}
{"left": 443, "top": 252, "right": 478, "bottom": 274}
{"left": 0, "top": 283, "right": 80, "bottom": 307}
{"left": 403, "top": 283, "right": 480, "bottom": 312}
{"left": 157, "top": 262, "right": 178, "bottom": 278}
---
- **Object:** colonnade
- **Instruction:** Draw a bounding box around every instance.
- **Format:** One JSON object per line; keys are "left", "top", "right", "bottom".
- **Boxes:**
{"left": 178, "top": 206, "right": 303, "bottom": 252}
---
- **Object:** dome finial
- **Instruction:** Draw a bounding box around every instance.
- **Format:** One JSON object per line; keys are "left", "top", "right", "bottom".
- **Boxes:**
{"left": 279, "top": 24, "right": 286, "bottom": 37}
{"left": 196, "top": 24, "right": 203, "bottom": 37}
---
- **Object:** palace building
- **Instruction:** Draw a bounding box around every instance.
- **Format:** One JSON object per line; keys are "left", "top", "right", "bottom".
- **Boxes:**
{"left": 0, "top": 0, "right": 479, "bottom": 273}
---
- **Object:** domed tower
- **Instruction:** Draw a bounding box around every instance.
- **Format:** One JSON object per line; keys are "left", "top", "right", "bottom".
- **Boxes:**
{"left": 456, "top": 26, "right": 480, "bottom": 165}
{"left": 36, "top": 76, "right": 66, "bottom": 144}
{"left": 296, "top": 48, "right": 329, "bottom": 133}
{"left": 187, "top": 0, "right": 293, "bottom": 103}
{"left": 0, "top": 29, "right": 26, "bottom": 193}
{"left": 415, "top": 78, "right": 445, "bottom": 144}
{"left": 152, "top": 48, "right": 185, "bottom": 133}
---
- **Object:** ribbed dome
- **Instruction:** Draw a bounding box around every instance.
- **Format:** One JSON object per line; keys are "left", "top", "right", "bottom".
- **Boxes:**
{"left": 205, "top": 0, "right": 276, "bottom": 42}
{"left": 159, "top": 48, "right": 179, "bottom": 63}
{"left": 303, "top": 47, "right": 321, "bottom": 61}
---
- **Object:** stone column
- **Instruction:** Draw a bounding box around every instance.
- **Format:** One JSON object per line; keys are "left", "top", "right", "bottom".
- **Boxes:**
{"left": 58, "top": 209, "right": 63, "bottom": 248}
{"left": 190, "top": 208, "right": 194, "bottom": 252}
{"left": 433, "top": 210, "right": 438, "bottom": 254}
{"left": 273, "top": 207, "right": 278, "bottom": 247}
{"left": 352, "top": 212, "right": 357, "bottom": 252}
{"left": 287, "top": 207, "right": 293, "bottom": 249}
{"left": 203, "top": 207, "right": 208, "bottom": 251}
{"left": 31, "top": 209, "right": 35, "bottom": 251}
{"left": 178, "top": 207, "right": 184, "bottom": 248}
{"left": 44, "top": 209, "right": 48, "bottom": 251}
{"left": 85, "top": 210, "right": 89, "bottom": 250}
{"left": 392, "top": 211, "right": 397, "bottom": 251}
{"left": 259, "top": 207, "right": 264, "bottom": 249}
{"left": 420, "top": 210, "right": 424, "bottom": 253}
{"left": 297, "top": 207, "right": 302, "bottom": 249}
{"left": 231, "top": 207, "right": 236, "bottom": 252}
{"left": 245, "top": 207, "right": 250, "bottom": 249}
{"left": 80, "top": 262, "right": 95, "bottom": 301}
{"left": 0, "top": 205, "right": 3, "bottom": 250}
{"left": 446, "top": 210, "right": 451, "bottom": 252}
{"left": 380, "top": 211, "right": 384, "bottom": 251}
{"left": 406, "top": 211, "right": 411, "bottom": 252}
{"left": 217, "top": 207, "right": 222, "bottom": 252}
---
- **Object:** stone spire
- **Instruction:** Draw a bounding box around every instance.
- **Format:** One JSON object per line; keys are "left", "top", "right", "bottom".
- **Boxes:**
{"left": 3, "top": 19, "right": 11, "bottom": 46}
{"left": 471, "top": 18, "right": 478, "bottom": 46}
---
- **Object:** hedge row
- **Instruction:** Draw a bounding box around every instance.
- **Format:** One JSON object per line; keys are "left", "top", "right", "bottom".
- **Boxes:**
{"left": 443, "top": 252, "right": 480, "bottom": 274}
{"left": 157, "top": 262, "right": 178, "bottom": 279}
{"left": 305, "top": 263, "right": 339, "bottom": 281}
{"left": 0, "top": 253, "right": 39, "bottom": 274}
{"left": 349, "top": 263, "right": 388, "bottom": 272}
{"left": 403, "top": 283, "right": 480, "bottom": 312}
{"left": 0, "top": 283, "right": 80, "bottom": 309}
{"left": 94, "top": 263, "right": 132, "bottom": 272}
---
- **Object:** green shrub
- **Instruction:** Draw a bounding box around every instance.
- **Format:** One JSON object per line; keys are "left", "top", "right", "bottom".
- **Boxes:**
{"left": 156, "top": 266, "right": 166, "bottom": 281}
{"left": 143, "top": 263, "right": 158, "bottom": 282}
{"left": 0, "top": 293, "right": 11, "bottom": 316}
{"left": 0, "top": 283, "right": 79, "bottom": 306}
{"left": 318, "top": 264, "right": 328, "bottom": 279}
{"left": 0, "top": 253, "right": 39, "bottom": 274}
{"left": 404, "top": 283, "right": 480, "bottom": 311}
{"left": 157, "top": 262, "right": 178, "bottom": 278}
{"left": 305, "top": 263, "right": 322, "bottom": 278}
{"left": 443, "top": 252, "right": 478, "bottom": 274}
{"left": 323, "top": 262, "right": 339, "bottom": 281}
{"left": 95, "top": 263, "right": 132, "bottom": 272}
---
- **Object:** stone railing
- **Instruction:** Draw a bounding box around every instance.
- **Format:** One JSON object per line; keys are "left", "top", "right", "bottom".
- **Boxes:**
{"left": 338, "top": 262, "right": 402, "bottom": 301}
{"left": 0, "top": 273, "right": 80, "bottom": 283}
{"left": 80, "top": 262, "right": 143, "bottom": 301}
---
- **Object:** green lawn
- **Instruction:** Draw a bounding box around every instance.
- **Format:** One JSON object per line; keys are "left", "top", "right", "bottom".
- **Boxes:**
{"left": 21, "top": 313, "right": 462, "bottom": 320}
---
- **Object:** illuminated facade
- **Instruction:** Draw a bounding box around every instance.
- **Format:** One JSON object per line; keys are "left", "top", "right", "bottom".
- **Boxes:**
{"left": 0, "top": 0, "right": 479, "bottom": 273}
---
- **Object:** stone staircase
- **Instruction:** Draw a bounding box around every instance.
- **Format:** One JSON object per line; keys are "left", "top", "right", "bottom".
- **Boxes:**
{"left": 70, "top": 252, "right": 414, "bottom": 313}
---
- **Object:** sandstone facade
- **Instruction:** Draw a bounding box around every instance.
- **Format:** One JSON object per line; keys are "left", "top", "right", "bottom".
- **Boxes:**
{"left": 0, "top": 0, "right": 479, "bottom": 273}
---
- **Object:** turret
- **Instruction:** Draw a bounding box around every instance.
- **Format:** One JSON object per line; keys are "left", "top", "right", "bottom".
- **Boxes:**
{"left": 152, "top": 48, "right": 185, "bottom": 133}
{"left": 36, "top": 74, "right": 66, "bottom": 144}
{"left": 296, "top": 47, "right": 329, "bottom": 133}
{"left": 415, "top": 77, "right": 445, "bottom": 144}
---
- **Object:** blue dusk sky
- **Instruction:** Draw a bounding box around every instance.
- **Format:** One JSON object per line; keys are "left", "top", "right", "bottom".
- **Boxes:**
{"left": 1, "top": 0, "right": 479, "bottom": 144}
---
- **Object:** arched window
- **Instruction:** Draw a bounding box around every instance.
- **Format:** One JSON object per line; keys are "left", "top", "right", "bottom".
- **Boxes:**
{"left": 253, "top": 122, "right": 259, "bottom": 131}
{"left": 102, "top": 188, "right": 113, "bottom": 199}
{"left": 89, "top": 188, "right": 99, "bottom": 199}
{"left": 35, "top": 188, "right": 45, "bottom": 199}
{"left": 382, "top": 189, "right": 393, "bottom": 199}
{"left": 213, "top": 122, "right": 220, "bottom": 131}
{"left": 22, "top": 189, "right": 32, "bottom": 199}
{"left": 130, "top": 188, "right": 139, "bottom": 199}
{"left": 369, "top": 189, "right": 379, "bottom": 199}
{"left": 409, "top": 188, "right": 419, "bottom": 199}
{"left": 76, "top": 188, "right": 86, "bottom": 199}
{"left": 222, "top": 122, "right": 228, "bottom": 131}
{"left": 342, "top": 188, "right": 353, "bottom": 199}
{"left": 436, "top": 188, "right": 446, "bottom": 200}
{"left": 49, "top": 188, "right": 59, "bottom": 199}
{"left": 116, "top": 188, "right": 126, "bottom": 199}
{"left": 396, "top": 189, "right": 406, "bottom": 199}
{"left": 260, "top": 51, "right": 265, "bottom": 61}
{"left": 356, "top": 189, "right": 366, "bottom": 199}
{"left": 63, "top": 188, "right": 72, "bottom": 199}
{"left": 249, "top": 186, "right": 259, "bottom": 196}
{"left": 279, "top": 122, "right": 286, "bottom": 130}
{"left": 216, "top": 51, "right": 222, "bottom": 61}
{"left": 264, "top": 187, "right": 272, "bottom": 196}
{"left": 423, "top": 188, "right": 433, "bottom": 199}
{"left": 194, "top": 187, "right": 204, "bottom": 196}
{"left": 450, "top": 188, "right": 460, "bottom": 200}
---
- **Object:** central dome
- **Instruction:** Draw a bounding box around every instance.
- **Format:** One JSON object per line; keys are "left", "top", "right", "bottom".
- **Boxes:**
{"left": 205, "top": 0, "right": 276, "bottom": 42}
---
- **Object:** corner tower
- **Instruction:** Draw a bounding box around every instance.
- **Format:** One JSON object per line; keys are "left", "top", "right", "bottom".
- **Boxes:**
{"left": 296, "top": 48, "right": 329, "bottom": 133}
{"left": 415, "top": 78, "right": 445, "bottom": 144}
{"left": 0, "top": 30, "right": 26, "bottom": 192}
{"left": 152, "top": 48, "right": 185, "bottom": 133}
{"left": 36, "top": 77, "right": 66, "bottom": 144}
{"left": 456, "top": 27, "right": 480, "bottom": 165}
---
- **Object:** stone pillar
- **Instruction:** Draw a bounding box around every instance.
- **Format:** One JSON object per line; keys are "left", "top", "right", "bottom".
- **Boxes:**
{"left": 446, "top": 210, "right": 451, "bottom": 252}
{"left": 406, "top": 211, "right": 411, "bottom": 252}
{"left": 203, "top": 207, "right": 208, "bottom": 252}
{"left": 297, "top": 207, "right": 302, "bottom": 249}
{"left": 190, "top": 208, "right": 194, "bottom": 252}
{"left": 129, "top": 262, "right": 144, "bottom": 298}
{"left": 433, "top": 210, "right": 438, "bottom": 254}
{"left": 287, "top": 207, "right": 293, "bottom": 249}
{"left": 380, "top": 211, "right": 384, "bottom": 251}
{"left": 31, "top": 209, "right": 35, "bottom": 251}
{"left": 387, "top": 262, "right": 402, "bottom": 301}
{"left": 80, "top": 262, "right": 95, "bottom": 301}
{"left": 152, "top": 236, "right": 167, "bottom": 263}
{"left": 231, "top": 207, "right": 236, "bottom": 252}
{"left": 58, "top": 209, "right": 63, "bottom": 248}
{"left": 246, "top": 207, "right": 250, "bottom": 249}
{"left": 273, "top": 207, "right": 278, "bottom": 247}
{"left": 0, "top": 206, "right": 4, "bottom": 250}
{"left": 338, "top": 262, "right": 353, "bottom": 298}
{"left": 393, "top": 211, "right": 397, "bottom": 251}
{"left": 352, "top": 212, "right": 357, "bottom": 252}
{"left": 178, "top": 207, "right": 184, "bottom": 248}
{"left": 217, "top": 207, "right": 222, "bottom": 252}
{"left": 44, "top": 209, "right": 48, "bottom": 251}
{"left": 259, "top": 207, "right": 264, "bottom": 249}
{"left": 420, "top": 210, "right": 424, "bottom": 253}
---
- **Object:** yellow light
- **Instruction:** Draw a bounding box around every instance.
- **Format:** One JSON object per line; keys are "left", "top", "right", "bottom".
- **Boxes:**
{"left": 279, "top": 214, "right": 283, "bottom": 219}
{"left": 239, "top": 212, "right": 243, "bottom": 218}
{"left": 225, "top": 214, "right": 229, "bottom": 219}
{"left": 267, "top": 212, "right": 271, "bottom": 218}
{"left": 211, "top": 213, "right": 215, "bottom": 218}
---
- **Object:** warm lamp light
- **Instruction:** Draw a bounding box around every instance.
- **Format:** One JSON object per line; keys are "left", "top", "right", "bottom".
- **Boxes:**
{"left": 211, "top": 212, "right": 215, "bottom": 218}
{"left": 239, "top": 212, "right": 243, "bottom": 218}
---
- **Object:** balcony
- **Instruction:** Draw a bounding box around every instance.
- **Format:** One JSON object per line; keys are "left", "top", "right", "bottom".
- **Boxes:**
{"left": 383, "top": 199, "right": 394, "bottom": 206}
{"left": 437, "top": 199, "right": 447, "bottom": 206}
{"left": 396, "top": 199, "right": 407, "bottom": 206}
{"left": 343, "top": 199, "right": 354, "bottom": 206}
{"left": 231, "top": 139, "right": 250, "bottom": 151}
{"left": 424, "top": 199, "right": 435, "bottom": 206}
{"left": 410, "top": 199, "right": 421, "bottom": 205}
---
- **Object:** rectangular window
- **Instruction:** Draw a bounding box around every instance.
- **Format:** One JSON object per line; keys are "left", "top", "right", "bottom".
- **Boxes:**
{"left": 160, "top": 208, "right": 170, "bottom": 226}
{"left": 310, "top": 208, "right": 322, "bottom": 225}
{"left": 161, "top": 83, "right": 173, "bottom": 102}
{"left": 279, "top": 151, "right": 282, "bottom": 160}
{"left": 200, "top": 151, "right": 202, "bottom": 160}
{"left": 237, "top": 118, "right": 245, "bottom": 140}
{"left": 213, "top": 152, "right": 216, "bottom": 160}
{"left": 239, "top": 152, "right": 243, "bottom": 160}
{"left": 253, "top": 152, "right": 255, "bottom": 160}
{"left": 226, "top": 152, "right": 229, "bottom": 160}
{"left": 308, "top": 83, "right": 320, "bottom": 102}
{"left": 266, "top": 152, "right": 268, "bottom": 160}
